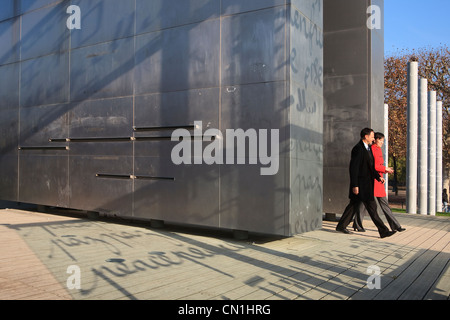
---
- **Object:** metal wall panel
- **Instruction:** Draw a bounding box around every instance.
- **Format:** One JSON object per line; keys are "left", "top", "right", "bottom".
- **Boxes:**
{"left": 134, "top": 88, "right": 219, "bottom": 130}
{"left": 221, "top": 0, "right": 286, "bottom": 15}
{"left": 134, "top": 19, "right": 220, "bottom": 95}
{"left": 133, "top": 157, "right": 220, "bottom": 227}
{"left": 69, "top": 98, "right": 133, "bottom": 138}
{"left": 19, "top": 104, "right": 69, "bottom": 147}
{"left": 20, "top": 2, "right": 69, "bottom": 61}
{"left": 289, "top": 7, "right": 323, "bottom": 95}
{"left": 19, "top": 0, "right": 64, "bottom": 14}
{"left": 290, "top": 0, "right": 323, "bottom": 27}
{"left": 0, "top": 57, "right": 19, "bottom": 202}
{"left": 70, "top": 38, "right": 134, "bottom": 102}
{"left": 324, "top": 28, "right": 369, "bottom": 77}
{"left": 68, "top": 97, "right": 133, "bottom": 156}
{"left": 20, "top": 53, "right": 70, "bottom": 107}
{"left": 71, "top": 0, "right": 135, "bottom": 49}
{"left": 0, "top": 109, "right": 19, "bottom": 153}
{"left": 0, "top": 154, "right": 18, "bottom": 201}
{"left": 323, "top": 75, "right": 369, "bottom": 124}
{"left": 134, "top": 88, "right": 219, "bottom": 160}
{"left": 0, "top": 0, "right": 15, "bottom": 22}
{"left": 67, "top": 97, "right": 133, "bottom": 139}
{"left": 289, "top": 159, "right": 323, "bottom": 234}
{"left": 220, "top": 162, "right": 287, "bottom": 235}
{"left": 0, "top": 63, "right": 20, "bottom": 111}
{"left": 289, "top": 3, "right": 324, "bottom": 234}
{"left": 220, "top": 82, "right": 287, "bottom": 137}
{"left": 220, "top": 81, "right": 289, "bottom": 235}
{"left": 17, "top": 103, "right": 69, "bottom": 207}
{"left": 136, "top": 0, "right": 219, "bottom": 35}
{"left": 0, "top": 107, "right": 19, "bottom": 202}
{"left": 69, "top": 156, "right": 133, "bottom": 215}
{"left": 19, "top": 153, "right": 69, "bottom": 207}
{"left": 0, "top": 17, "right": 20, "bottom": 65}
{"left": 221, "top": 7, "right": 287, "bottom": 86}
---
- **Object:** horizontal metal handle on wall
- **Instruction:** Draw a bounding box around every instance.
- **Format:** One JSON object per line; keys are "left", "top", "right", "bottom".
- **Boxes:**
{"left": 49, "top": 135, "right": 216, "bottom": 143}
{"left": 49, "top": 138, "right": 69, "bottom": 143}
{"left": 96, "top": 174, "right": 133, "bottom": 180}
{"left": 18, "top": 146, "right": 69, "bottom": 151}
{"left": 134, "top": 135, "right": 216, "bottom": 141}
{"left": 96, "top": 174, "right": 175, "bottom": 181}
{"left": 133, "top": 124, "right": 197, "bottom": 132}
{"left": 67, "top": 137, "right": 132, "bottom": 142}
{"left": 50, "top": 136, "right": 178, "bottom": 142}
{"left": 133, "top": 136, "right": 174, "bottom": 141}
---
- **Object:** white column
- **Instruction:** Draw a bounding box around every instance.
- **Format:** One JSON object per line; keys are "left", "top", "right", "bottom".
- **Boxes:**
{"left": 436, "top": 101, "right": 443, "bottom": 212}
{"left": 406, "top": 61, "right": 418, "bottom": 214}
{"left": 428, "top": 91, "right": 437, "bottom": 216}
{"left": 418, "top": 78, "right": 428, "bottom": 215}
{"left": 384, "top": 104, "right": 389, "bottom": 198}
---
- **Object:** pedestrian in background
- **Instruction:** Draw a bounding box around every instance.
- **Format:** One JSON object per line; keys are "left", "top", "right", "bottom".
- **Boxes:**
{"left": 443, "top": 189, "right": 449, "bottom": 213}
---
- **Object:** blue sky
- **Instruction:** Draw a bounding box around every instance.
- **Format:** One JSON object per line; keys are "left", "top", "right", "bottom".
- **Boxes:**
{"left": 384, "top": 0, "right": 449, "bottom": 56}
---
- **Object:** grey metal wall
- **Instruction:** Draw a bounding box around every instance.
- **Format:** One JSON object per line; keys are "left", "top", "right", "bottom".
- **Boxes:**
{"left": 0, "top": 0, "right": 324, "bottom": 236}
{"left": 323, "top": 0, "right": 385, "bottom": 215}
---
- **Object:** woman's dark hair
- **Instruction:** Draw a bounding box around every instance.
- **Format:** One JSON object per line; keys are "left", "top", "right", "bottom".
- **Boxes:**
{"left": 375, "top": 132, "right": 385, "bottom": 140}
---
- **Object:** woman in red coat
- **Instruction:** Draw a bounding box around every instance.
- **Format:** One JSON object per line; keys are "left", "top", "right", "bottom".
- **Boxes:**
{"left": 371, "top": 132, "right": 405, "bottom": 232}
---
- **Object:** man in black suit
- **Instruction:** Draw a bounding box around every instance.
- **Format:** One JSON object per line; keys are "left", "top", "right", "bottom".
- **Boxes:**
{"left": 336, "top": 128, "right": 396, "bottom": 239}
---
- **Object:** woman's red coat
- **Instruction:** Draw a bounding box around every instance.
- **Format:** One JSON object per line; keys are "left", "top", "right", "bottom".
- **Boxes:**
{"left": 372, "top": 144, "right": 387, "bottom": 198}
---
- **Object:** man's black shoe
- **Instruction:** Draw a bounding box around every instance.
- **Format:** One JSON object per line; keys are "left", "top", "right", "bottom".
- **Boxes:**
{"left": 336, "top": 228, "right": 351, "bottom": 234}
{"left": 380, "top": 230, "right": 396, "bottom": 238}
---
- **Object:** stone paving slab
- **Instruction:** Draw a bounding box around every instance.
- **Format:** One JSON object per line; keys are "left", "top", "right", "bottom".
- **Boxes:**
{"left": 0, "top": 204, "right": 449, "bottom": 301}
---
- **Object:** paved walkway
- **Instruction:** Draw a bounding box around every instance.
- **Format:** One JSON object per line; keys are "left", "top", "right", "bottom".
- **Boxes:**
{"left": 0, "top": 203, "right": 449, "bottom": 300}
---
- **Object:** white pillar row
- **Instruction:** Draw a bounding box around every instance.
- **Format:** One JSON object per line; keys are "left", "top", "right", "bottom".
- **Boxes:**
{"left": 406, "top": 61, "right": 418, "bottom": 214}
{"left": 428, "top": 91, "right": 437, "bottom": 216}
{"left": 418, "top": 78, "right": 428, "bottom": 215}
{"left": 436, "top": 101, "right": 443, "bottom": 212}
{"left": 384, "top": 104, "right": 389, "bottom": 198}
